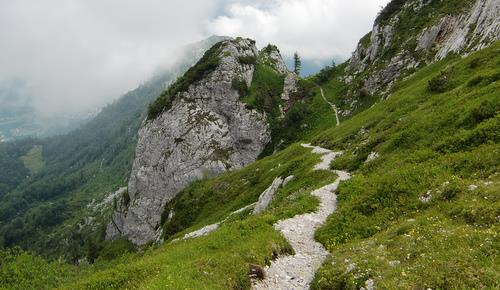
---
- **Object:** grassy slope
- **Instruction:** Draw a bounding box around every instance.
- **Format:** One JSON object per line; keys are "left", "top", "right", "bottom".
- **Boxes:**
{"left": 311, "top": 42, "right": 500, "bottom": 288}
{"left": 1, "top": 42, "right": 498, "bottom": 289}
{"left": 20, "top": 146, "right": 45, "bottom": 175}
{"left": 3, "top": 143, "right": 338, "bottom": 289}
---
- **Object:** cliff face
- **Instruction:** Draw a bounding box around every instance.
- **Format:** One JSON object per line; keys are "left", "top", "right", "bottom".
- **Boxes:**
{"left": 106, "top": 38, "right": 276, "bottom": 245}
{"left": 342, "top": 0, "right": 499, "bottom": 113}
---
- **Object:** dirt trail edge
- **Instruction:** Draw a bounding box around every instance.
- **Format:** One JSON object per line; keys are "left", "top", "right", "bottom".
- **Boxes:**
{"left": 252, "top": 143, "right": 350, "bottom": 290}
{"left": 319, "top": 88, "right": 340, "bottom": 126}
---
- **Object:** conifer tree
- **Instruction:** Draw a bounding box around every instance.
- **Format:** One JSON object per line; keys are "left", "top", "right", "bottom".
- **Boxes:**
{"left": 293, "top": 52, "right": 301, "bottom": 75}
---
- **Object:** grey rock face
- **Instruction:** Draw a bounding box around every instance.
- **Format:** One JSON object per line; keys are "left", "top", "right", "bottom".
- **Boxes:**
{"left": 346, "top": 0, "right": 500, "bottom": 97}
{"left": 260, "top": 46, "right": 289, "bottom": 75}
{"left": 348, "top": 22, "right": 395, "bottom": 76}
{"left": 281, "top": 73, "right": 298, "bottom": 102}
{"left": 253, "top": 176, "right": 284, "bottom": 215}
{"left": 106, "top": 38, "right": 272, "bottom": 245}
{"left": 180, "top": 223, "right": 220, "bottom": 240}
{"left": 434, "top": 0, "right": 500, "bottom": 59}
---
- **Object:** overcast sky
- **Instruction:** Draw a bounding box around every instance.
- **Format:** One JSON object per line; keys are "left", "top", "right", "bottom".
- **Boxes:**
{"left": 0, "top": 0, "right": 389, "bottom": 117}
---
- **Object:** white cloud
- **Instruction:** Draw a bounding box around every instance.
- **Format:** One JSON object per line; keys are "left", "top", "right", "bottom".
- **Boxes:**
{"left": 0, "top": 0, "right": 219, "bottom": 116}
{"left": 208, "top": 0, "right": 390, "bottom": 60}
{"left": 0, "top": 0, "right": 390, "bottom": 118}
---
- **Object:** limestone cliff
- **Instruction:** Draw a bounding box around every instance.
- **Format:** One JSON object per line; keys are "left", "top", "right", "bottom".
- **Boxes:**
{"left": 342, "top": 0, "right": 499, "bottom": 114}
{"left": 106, "top": 38, "right": 291, "bottom": 245}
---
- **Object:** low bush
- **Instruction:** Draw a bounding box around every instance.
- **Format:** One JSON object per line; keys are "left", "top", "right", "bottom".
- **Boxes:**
{"left": 0, "top": 247, "right": 73, "bottom": 289}
{"left": 428, "top": 71, "right": 449, "bottom": 93}
{"left": 468, "top": 100, "right": 499, "bottom": 125}
{"left": 376, "top": 0, "right": 406, "bottom": 23}
{"left": 238, "top": 55, "right": 257, "bottom": 65}
{"left": 290, "top": 79, "right": 315, "bottom": 101}
{"left": 315, "top": 63, "right": 336, "bottom": 84}
{"left": 232, "top": 78, "right": 249, "bottom": 97}
{"left": 97, "top": 238, "right": 137, "bottom": 261}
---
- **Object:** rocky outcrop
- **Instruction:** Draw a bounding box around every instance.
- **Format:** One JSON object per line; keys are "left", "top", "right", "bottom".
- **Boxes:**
{"left": 253, "top": 176, "right": 285, "bottom": 215}
{"left": 281, "top": 73, "right": 298, "bottom": 102}
{"left": 107, "top": 38, "right": 273, "bottom": 245}
{"left": 260, "top": 45, "right": 289, "bottom": 75}
{"left": 432, "top": 0, "right": 500, "bottom": 59}
{"left": 259, "top": 44, "right": 297, "bottom": 104}
{"left": 345, "top": 0, "right": 500, "bottom": 98}
{"left": 180, "top": 223, "right": 220, "bottom": 240}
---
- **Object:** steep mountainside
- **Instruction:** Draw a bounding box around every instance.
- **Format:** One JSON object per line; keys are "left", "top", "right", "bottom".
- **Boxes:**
{"left": 3, "top": 40, "right": 497, "bottom": 289}
{"left": 107, "top": 38, "right": 312, "bottom": 245}
{"left": 107, "top": 38, "right": 272, "bottom": 244}
{"left": 338, "top": 0, "right": 499, "bottom": 116}
{"left": 0, "top": 0, "right": 498, "bottom": 288}
{"left": 0, "top": 36, "right": 225, "bottom": 260}
{"left": 312, "top": 45, "right": 499, "bottom": 289}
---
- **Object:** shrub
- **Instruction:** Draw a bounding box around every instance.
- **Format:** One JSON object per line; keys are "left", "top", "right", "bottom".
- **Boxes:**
{"left": 290, "top": 79, "right": 315, "bottom": 101}
{"left": 122, "top": 190, "right": 130, "bottom": 208}
{"left": 487, "top": 71, "right": 500, "bottom": 84}
{"left": 315, "top": 62, "right": 337, "bottom": 84}
{"left": 330, "top": 149, "right": 371, "bottom": 172}
{"left": 262, "top": 44, "right": 278, "bottom": 54}
{"left": 97, "top": 238, "right": 136, "bottom": 261}
{"left": 232, "top": 78, "right": 249, "bottom": 97}
{"left": 428, "top": 71, "right": 449, "bottom": 93}
{"left": 358, "top": 88, "right": 372, "bottom": 99}
{"left": 437, "top": 115, "right": 500, "bottom": 153}
{"left": 248, "top": 264, "right": 265, "bottom": 280}
{"left": 439, "top": 180, "right": 464, "bottom": 201}
{"left": 467, "top": 75, "right": 484, "bottom": 87}
{"left": 468, "top": 57, "right": 482, "bottom": 69}
{"left": 312, "top": 260, "right": 368, "bottom": 290}
{"left": 0, "top": 247, "right": 71, "bottom": 289}
{"left": 469, "top": 100, "right": 499, "bottom": 124}
{"left": 238, "top": 55, "right": 257, "bottom": 65}
{"left": 376, "top": 0, "right": 407, "bottom": 23}
{"left": 467, "top": 72, "right": 500, "bottom": 87}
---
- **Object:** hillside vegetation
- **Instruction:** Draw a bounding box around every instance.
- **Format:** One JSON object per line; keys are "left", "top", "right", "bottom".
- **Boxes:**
{"left": 312, "top": 41, "right": 500, "bottom": 289}
{"left": 0, "top": 37, "right": 231, "bottom": 262}
{"left": 0, "top": 63, "right": 188, "bottom": 261}
{"left": 1, "top": 38, "right": 498, "bottom": 289}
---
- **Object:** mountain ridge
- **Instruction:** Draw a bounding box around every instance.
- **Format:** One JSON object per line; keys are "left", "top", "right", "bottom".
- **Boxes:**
{"left": 0, "top": 0, "right": 498, "bottom": 288}
{"left": 339, "top": 0, "right": 499, "bottom": 117}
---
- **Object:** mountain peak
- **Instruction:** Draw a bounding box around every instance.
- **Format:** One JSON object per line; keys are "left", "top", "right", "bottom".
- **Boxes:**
{"left": 107, "top": 37, "right": 275, "bottom": 245}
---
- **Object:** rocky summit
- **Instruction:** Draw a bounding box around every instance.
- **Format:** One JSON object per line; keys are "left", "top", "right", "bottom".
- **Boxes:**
{"left": 106, "top": 38, "right": 293, "bottom": 245}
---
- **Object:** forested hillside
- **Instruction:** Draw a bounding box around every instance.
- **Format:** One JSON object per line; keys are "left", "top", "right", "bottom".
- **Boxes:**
{"left": 0, "top": 36, "right": 225, "bottom": 261}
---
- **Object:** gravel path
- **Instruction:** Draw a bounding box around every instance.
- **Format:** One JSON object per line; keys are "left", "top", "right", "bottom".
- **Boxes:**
{"left": 319, "top": 88, "right": 340, "bottom": 126}
{"left": 252, "top": 144, "right": 350, "bottom": 290}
